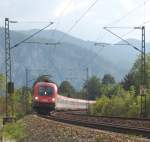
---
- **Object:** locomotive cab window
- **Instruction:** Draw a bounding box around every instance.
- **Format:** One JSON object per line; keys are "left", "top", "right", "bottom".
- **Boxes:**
{"left": 39, "top": 86, "right": 53, "bottom": 96}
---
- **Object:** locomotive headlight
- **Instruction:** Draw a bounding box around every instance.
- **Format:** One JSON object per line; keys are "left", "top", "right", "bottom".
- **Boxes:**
{"left": 35, "top": 96, "right": 38, "bottom": 100}
{"left": 52, "top": 98, "right": 55, "bottom": 102}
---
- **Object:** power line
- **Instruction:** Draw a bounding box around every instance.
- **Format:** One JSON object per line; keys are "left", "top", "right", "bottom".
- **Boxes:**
{"left": 14, "top": 21, "right": 53, "bottom": 23}
{"left": 23, "top": 41, "right": 60, "bottom": 46}
{"left": 143, "top": 19, "right": 150, "bottom": 25}
{"left": 58, "top": 0, "right": 100, "bottom": 42}
{"left": 95, "top": 0, "right": 150, "bottom": 44}
{"left": 111, "top": 29, "right": 136, "bottom": 45}
{"left": 109, "top": 16, "right": 150, "bottom": 45}
{"left": 11, "top": 22, "right": 54, "bottom": 49}
{"left": 106, "top": 0, "right": 150, "bottom": 26}
{"left": 104, "top": 27, "right": 142, "bottom": 53}
{"left": 51, "top": 0, "right": 73, "bottom": 37}
{"left": 104, "top": 27, "right": 136, "bottom": 29}
{"left": 110, "top": 18, "right": 150, "bottom": 45}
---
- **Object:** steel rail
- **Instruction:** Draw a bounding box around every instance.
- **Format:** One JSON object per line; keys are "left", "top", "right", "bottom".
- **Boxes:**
{"left": 38, "top": 113, "right": 150, "bottom": 138}
{"left": 66, "top": 112, "right": 150, "bottom": 121}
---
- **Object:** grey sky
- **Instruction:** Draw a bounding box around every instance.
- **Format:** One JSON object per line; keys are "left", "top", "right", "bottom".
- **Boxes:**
{"left": 0, "top": 0, "right": 150, "bottom": 42}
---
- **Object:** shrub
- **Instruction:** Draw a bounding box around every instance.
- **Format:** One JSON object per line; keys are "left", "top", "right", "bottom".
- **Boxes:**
{"left": 91, "top": 90, "right": 141, "bottom": 117}
{"left": 2, "top": 122, "right": 26, "bottom": 141}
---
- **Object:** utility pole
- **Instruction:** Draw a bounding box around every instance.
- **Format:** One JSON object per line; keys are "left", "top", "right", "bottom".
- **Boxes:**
{"left": 103, "top": 26, "right": 147, "bottom": 117}
{"left": 25, "top": 68, "right": 28, "bottom": 113}
{"left": 140, "top": 26, "right": 146, "bottom": 117}
{"left": 3, "top": 18, "right": 15, "bottom": 124}
{"left": 3, "top": 18, "right": 54, "bottom": 124}
{"left": 86, "top": 67, "right": 89, "bottom": 113}
{"left": 5, "top": 18, "right": 11, "bottom": 117}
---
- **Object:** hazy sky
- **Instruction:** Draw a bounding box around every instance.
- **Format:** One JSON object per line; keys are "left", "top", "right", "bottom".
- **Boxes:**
{"left": 0, "top": 0, "right": 150, "bottom": 42}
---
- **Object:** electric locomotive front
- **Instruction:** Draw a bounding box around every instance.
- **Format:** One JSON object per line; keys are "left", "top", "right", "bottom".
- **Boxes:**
{"left": 33, "top": 82, "right": 57, "bottom": 113}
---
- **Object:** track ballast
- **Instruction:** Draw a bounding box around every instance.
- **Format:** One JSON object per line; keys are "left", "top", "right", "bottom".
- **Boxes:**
{"left": 38, "top": 111, "right": 150, "bottom": 138}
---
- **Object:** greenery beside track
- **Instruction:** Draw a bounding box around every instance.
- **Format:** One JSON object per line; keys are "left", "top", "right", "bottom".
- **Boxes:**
{"left": 90, "top": 87, "right": 141, "bottom": 117}
{"left": 0, "top": 54, "right": 150, "bottom": 141}
{"left": 90, "top": 54, "right": 150, "bottom": 117}
{"left": 0, "top": 122, "right": 26, "bottom": 141}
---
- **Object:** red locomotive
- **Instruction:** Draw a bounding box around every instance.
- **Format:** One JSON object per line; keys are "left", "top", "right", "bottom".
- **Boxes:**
{"left": 32, "top": 75, "right": 96, "bottom": 114}
{"left": 32, "top": 75, "right": 57, "bottom": 114}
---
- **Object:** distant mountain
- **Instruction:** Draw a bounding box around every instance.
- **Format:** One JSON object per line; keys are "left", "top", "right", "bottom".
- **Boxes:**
{"left": 0, "top": 28, "right": 149, "bottom": 89}
{"left": 89, "top": 38, "right": 150, "bottom": 75}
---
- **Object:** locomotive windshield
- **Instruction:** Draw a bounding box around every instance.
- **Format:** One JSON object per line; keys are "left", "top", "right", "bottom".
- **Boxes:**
{"left": 39, "top": 86, "right": 53, "bottom": 96}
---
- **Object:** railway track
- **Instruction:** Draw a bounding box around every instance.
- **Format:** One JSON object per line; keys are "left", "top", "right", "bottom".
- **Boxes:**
{"left": 38, "top": 111, "right": 150, "bottom": 138}
{"left": 67, "top": 111, "right": 150, "bottom": 121}
{"left": 65, "top": 112, "right": 150, "bottom": 129}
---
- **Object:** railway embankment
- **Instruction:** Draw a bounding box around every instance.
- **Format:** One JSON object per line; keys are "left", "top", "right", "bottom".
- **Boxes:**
{"left": 21, "top": 115, "right": 150, "bottom": 142}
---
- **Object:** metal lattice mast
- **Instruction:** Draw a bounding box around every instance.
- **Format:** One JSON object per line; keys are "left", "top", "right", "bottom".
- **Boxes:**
{"left": 5, "top": 18, "right": 12, "bottom": 117}
{"left": 3, "top": 18, "right": 54, "bottom": 124}
{"left": 86, "top": 67, "right": 89, "bottom": 113}
{"left": 103, "top": 26, "right": 147, "bottom": 117}
{"left": 140, "top": 26, "right": 146, "bottom": 117}
{"left": 25, "top": 68, "right": 28, "bottom": 113}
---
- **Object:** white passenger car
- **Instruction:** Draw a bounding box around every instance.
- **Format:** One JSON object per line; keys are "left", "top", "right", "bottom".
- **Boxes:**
{"left": 55, "top": 95, "right": 96, "bottom": 110}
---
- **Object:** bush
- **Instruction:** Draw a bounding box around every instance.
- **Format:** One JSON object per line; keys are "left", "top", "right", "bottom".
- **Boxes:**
{"left": 2, "top": 122, "right": 26, "bottom": 141}
{"left": 91, "top": 90, "right": 141, "bottom": 117}
{"left": 91, "top": 96, "right": 110, "bottom": 115}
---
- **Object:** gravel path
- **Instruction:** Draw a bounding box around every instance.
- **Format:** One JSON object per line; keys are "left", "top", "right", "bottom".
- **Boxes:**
{"left": 22, "top": 115, "right": 150, "bottom": 142}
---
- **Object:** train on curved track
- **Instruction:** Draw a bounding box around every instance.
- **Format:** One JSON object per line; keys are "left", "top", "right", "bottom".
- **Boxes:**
{"left": 32, "top": 76, "right": 95, "bottom": 114}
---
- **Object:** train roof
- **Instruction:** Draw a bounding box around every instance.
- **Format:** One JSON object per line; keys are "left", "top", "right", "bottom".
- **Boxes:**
{"left": 33, "top": 75, "right": 55, "bottom": 87}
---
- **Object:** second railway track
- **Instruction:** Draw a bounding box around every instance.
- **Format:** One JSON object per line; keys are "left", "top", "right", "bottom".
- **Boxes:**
{"left": 38, "top": 111, "right": 150, "bottom": 139}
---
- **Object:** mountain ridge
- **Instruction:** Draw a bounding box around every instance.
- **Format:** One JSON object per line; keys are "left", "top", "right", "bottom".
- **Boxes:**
{"left": 0, "top": 28, "right": 148, "bottom": 89}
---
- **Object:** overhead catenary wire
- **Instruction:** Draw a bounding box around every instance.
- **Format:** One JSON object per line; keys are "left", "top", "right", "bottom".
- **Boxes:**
{"left": 51, "top": 0, "right": 73, "bottom": 37}
{"left": 91, "top": 0, "right": 150, "bottom": 77}
{"left": 11, "top": 22, "right": 54, "bottom": 49}
{"left": 110, "top": 18, "right": 150, "bottom": 45}
{"left": 23, "top": 41, "right": 60, "bottom": 45}
{"left": 106, "top": 0, "right": 150, "bottom": 26}
{"left": 143, "top": 19, "right": 150, "bottom": 25}
{"left": 104, "top": 27, "right": 142, "bottom": 53}
{"left": 58, "top": 0, "right": 100, "bottom": 43}
{"left": 111, "top": 28, "right": 136, "bottom": 45}
{"left": 104, "top": 27, "right": 136, "bottom": 29}
{"left": 10, "top": 21, "right": 53, "bottom": 23}
{"left": 95, "top": 0, "right": 150, "bottom": 44}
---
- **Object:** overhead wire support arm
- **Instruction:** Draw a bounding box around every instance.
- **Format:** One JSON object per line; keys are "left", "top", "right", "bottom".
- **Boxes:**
{"left": 104, "top": 27, "right": 142, "bottom": 53}
{"left": 104, "top": 25, "right": 147, "bottom": 117}
{"left": 104, "top": 27, "right": 136, "bottom": 29}
{"left": 11, "top": 22, "right": 54, "bottom": 49}
{"left": 23, "top": 41, "right": 60, "bottom": 46}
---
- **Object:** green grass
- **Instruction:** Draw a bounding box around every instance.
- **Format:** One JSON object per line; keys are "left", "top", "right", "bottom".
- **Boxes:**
{"left": 0, "top": 116, "right": 2, "bottom": 138}
{"left": 0, "top": 117, "right": 2, "bottom": 126}
{"left": 1, "top": 122, "right": 26, "bottom": 141}
{"left": 0, "top": 116, "right": 2, "bottom": 126}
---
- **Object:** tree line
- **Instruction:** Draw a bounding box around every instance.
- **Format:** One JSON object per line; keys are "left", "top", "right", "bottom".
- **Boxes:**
{"left": 1, "top": 54, "right": 150, "bottom": 118}
{"left": 59, "top": 54, "right": 150, "bottom": 117}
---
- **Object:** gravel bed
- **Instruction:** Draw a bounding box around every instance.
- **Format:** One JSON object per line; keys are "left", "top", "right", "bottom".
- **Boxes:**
{"left": 21, "top": 115, "right": 150, "bottom": 142}
{"left": 58, "top": 113, "right": 150, "bottom": 129}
